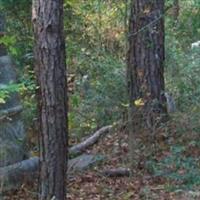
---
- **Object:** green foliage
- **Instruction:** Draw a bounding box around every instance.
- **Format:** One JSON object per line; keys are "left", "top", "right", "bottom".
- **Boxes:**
{"left": 69, "top": 50, "right": 127, "bottom": 135}
{"left": 0, "top": 0, "right": 35, "bottom": 128}
{"left": 0, "top": 0, "right": 33, "bottom": 64}
{"left": 166, "top": 47, "right": 200, "bottom": 111}
{"left": 0, "top": 0, "right": 31, "bottom": 8}
{"left": 19, "top": 65, "right": 37, "bottom": 127}
{"left": 165, "top": 1, "right": 200, "bottom": 112}
{"left": 149, "top": 145, "right": 200, "bottom": 190}
{"left": 66, "top": 0, "right": 127, "bottom": 136}
{"left": 0, "top": 83, "right": 22, "bottom": 104}
{"left": 65, "top": 0, "right": 126, "bottom": 55}
{"left": 0, "top": 35, "right": 17, "bottom": 55}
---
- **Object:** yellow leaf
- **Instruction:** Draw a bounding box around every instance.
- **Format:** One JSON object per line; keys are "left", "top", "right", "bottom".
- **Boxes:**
{"left": 134, "top": 98, "right": 144, "bottom": 107}
{"left": 144, "top": 8, "right": 150, "bottom": 14}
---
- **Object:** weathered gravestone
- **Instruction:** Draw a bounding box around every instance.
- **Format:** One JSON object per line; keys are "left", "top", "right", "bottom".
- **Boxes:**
{"left": 0, "top": 15, "right": 27, "bottom": 168}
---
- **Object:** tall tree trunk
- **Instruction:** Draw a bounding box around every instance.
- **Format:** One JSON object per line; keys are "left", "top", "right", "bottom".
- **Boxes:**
{"left": 127, "top": 0, "right": 166, "bottom": 114}
{"left": 32, "top": 0, "right": 68, "bottom": 200}
{"left": 127, "top": 0, "right": 166, "bottom": 167}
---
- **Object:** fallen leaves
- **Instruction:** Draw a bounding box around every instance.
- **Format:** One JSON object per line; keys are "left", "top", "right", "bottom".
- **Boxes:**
{"left": 4, "top": 117, "right": 200, "bottom": 200}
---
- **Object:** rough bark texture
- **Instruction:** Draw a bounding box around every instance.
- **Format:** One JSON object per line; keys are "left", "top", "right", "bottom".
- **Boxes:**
{"left": 32, "top": 1, "right": 68, "bottom": 200}
{"left": 127, "top": 0, "right": 166, "bottom": 168}
{"left": 127, "top": 0, "right": 165, "bottom": 107}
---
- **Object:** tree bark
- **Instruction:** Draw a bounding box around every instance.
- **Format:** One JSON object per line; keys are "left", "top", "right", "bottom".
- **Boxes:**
{"left": 127, "top": 0, "right": 166, "bottom": 108}
{"left": 32, "top": 0, "right": 68, "bottom": 200}
{"left": 127, "top": 0, "right": 166, "bottom": 168}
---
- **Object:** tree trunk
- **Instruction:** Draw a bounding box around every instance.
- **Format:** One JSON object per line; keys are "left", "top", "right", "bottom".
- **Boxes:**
{"left": 127, "top": 0, "right": 166, "bottom": 167}
{"left": 127, "top": 0, "right": 165, "bottom": 108}
{"left": 32, "top": 0, "right": 68, "bottom": 200}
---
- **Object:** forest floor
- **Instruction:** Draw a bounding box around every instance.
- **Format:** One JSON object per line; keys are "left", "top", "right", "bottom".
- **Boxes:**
{"left": 4, "top": 113, "right": 200, "bottom": 200}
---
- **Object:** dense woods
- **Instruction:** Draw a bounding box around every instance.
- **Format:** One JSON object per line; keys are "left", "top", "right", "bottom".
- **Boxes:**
{"left": 1, "top": 0, "right": 200, "bottom": 199}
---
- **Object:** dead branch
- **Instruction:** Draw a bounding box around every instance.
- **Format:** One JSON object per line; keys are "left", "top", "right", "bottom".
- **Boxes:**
{"left": 69, "top": 125, "right": 113, "bottom": 155}
{"left": 0, "top": 157, "right": 39, "bottom": 192}
{"left": 102, "top": 168, "right": 131, "bottom": 177}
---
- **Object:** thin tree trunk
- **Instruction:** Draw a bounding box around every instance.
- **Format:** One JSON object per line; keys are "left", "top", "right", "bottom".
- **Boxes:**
{"left": 32, "top": 0, "right": 68, "bottom": 199}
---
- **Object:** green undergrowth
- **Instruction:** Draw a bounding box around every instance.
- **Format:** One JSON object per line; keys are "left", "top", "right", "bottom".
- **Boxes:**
{"left": 147, "top": 111, "right": 200, "bottom": 191}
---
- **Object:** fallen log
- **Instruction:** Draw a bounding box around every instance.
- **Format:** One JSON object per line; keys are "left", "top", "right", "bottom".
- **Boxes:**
{"left": 0, "top": 157, "right": 39, "bottom": 192}
{"left": 0, "top": 154, "right": 105, "bottom": 192}
{"left": 69, "top": 125, "right": 113, "bottom": 155}
{"left": 102, "top": 168, "right": 131, "bottom": 177}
